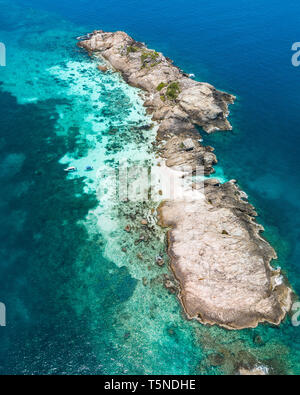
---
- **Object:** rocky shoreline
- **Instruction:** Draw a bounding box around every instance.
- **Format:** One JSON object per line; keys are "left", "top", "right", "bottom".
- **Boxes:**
{"left": 78, "top": 30, "right": 292, "bottom": 330}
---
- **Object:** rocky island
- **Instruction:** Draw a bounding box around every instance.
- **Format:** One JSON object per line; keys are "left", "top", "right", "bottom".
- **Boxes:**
{"left": 78, "top": 30, "right": 292, "bottom": 329}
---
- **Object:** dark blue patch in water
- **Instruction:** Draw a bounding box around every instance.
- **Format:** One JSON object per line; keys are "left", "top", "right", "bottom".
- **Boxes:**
{"left": 0, "top": 88, "right": 137, "bottom": 374}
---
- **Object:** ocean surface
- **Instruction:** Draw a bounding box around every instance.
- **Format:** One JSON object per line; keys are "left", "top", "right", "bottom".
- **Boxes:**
{"left": 0, "top": 0, "right": 300, "bottom": 374}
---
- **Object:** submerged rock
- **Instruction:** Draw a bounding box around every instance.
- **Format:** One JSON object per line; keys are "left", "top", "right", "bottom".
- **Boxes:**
{"left": 163, "top": 275, "right": 178, "bottom": 294}
{"left": 253, "top": 333, "right": 265, "bottom": 346}
{"left": 208, "top": 353, "right": 225, "bottom": 367}
{"left": 142, "top": 277, "right": 148, "bottom": 286}
{"left": 134, "top": 235, "right": 145, "bottom": 245}
{"left": 124, "top": 332, "right": 131, "bottom": 339}
{"left": 155, "top": 256, "right": 165, "bottom": 267}
{"left": 97, "top": 64, "right": 108, "bottom": 72}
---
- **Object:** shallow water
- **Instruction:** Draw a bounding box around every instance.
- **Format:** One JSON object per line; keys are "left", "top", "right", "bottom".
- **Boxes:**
{"left": 0, "top": 0, "right": 300, "bottom": 374}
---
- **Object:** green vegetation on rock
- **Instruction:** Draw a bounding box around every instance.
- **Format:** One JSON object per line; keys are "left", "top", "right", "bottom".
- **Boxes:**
{"left": 166, "top": 82, "right": 180, "bottom": 100}
{"left": 141, "top": 50, "right": 160, "bottom": 68}
{"left": 126, "top": 45, "right": 139, "bottom": 54}
{"left": 156, "top": 82, "right": 167, "bottom": 91}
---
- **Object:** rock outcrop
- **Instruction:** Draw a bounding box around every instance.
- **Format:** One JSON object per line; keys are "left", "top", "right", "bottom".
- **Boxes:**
{"left": 78, "top": 30, "right": 234, "bottom": 134}
{"left": 158, "top": 179, "right": 292, "bottom": 329}
{"left": 78, "top": 30, "right": 292, "bottom": 329}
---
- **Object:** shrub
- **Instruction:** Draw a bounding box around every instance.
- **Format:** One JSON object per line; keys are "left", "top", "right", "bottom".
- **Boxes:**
{"left": 127, "top": 45, "right": 139, "bottom": 54}
{"left": 156, "top": 82, "right": 167, "bottom": 91}
{"left": 166, "top": 82, "right": 180, "bottom": 100}
{"left": 141, "top": 50, "right": 159, "bottom": 67}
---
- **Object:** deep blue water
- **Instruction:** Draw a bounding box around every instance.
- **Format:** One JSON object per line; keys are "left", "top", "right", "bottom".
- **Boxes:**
{"left": 0, "top": 0, "right": 300, "bottom": 374}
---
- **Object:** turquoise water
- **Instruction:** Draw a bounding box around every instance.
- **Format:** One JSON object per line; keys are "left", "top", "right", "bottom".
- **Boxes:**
{"left": 0, "top": 0, "right": 300, "bottom": 374}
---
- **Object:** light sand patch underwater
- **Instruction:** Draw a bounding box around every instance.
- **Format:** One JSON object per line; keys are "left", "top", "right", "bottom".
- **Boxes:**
{"left": 48, "top": 59, "right": 206, "bottom": 374}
